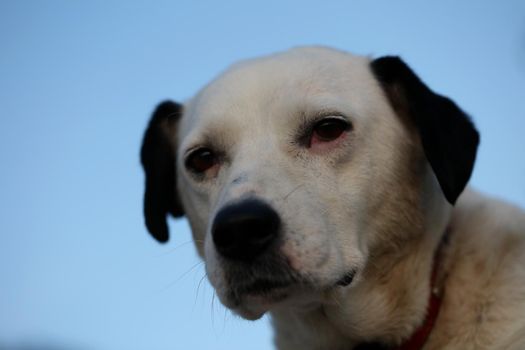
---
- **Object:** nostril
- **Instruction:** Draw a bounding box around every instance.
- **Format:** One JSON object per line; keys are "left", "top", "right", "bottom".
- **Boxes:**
{"left": 212, "top": 199, "right": 280, "bottom": 261}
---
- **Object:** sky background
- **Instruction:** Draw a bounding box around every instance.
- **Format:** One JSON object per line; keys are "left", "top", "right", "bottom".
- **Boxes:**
{"left": 1, "top": 1, "right": 524, "bottom": 350}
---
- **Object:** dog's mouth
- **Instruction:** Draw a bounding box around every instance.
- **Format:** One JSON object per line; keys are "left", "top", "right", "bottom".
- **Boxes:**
{"left": 220, "top": 259, "right": 301, "bottom": 319}
{"left": 223, "top": 268, "right": 358, "bottom": 320}
{"left": 236, "top": 278, "right": 293, "bottom": 296}
{"left": 230, "top": 275, "right": 297, "bottom": 306}
{"left": 236, "top": 269, "right": 355, "bottom": 296}
{"left": 227, "top": 278, "right": 298, "bottom": 320}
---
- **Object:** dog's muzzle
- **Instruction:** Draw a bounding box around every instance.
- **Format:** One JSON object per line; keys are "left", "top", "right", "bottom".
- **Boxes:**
{"left": 212, "top": 199, "right": 281, "bottom": 262}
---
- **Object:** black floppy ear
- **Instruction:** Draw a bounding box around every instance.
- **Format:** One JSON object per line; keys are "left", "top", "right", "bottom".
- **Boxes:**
{"left": 371, "top": 56, "right": 479, "bottom": 204}
{"left": 140, "top": 100, "right": 185, "bottom": 243}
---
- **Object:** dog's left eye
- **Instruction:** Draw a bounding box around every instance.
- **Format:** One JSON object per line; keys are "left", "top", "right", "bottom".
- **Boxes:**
{"left": 185, "top": 148, "right": 218, "bottom": 174}
{"left": 310, "top": 118, "right": 350, "bottom": 145}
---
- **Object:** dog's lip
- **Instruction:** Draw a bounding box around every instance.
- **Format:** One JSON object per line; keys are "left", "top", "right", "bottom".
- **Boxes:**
{"left": 228, "top": 279, "right": 295, "bottom": 320}
{"left": 242, "top": 286, "right": 291, "bottom": 305}
{"left": 236, "top": 278, "right": 293, "bottom": 296}
{"left": 234, "top": 269, "right": 357, "bottom": 301}
{"left": 335, "top": 269, "right": 357, "bottom": 287}
{"left": 232, "top": 278, "right": 296, "bottom": 309}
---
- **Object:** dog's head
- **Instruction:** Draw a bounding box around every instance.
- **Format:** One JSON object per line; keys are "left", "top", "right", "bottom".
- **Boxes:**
{"left": 140, "top": 47, "right": 478, "bottom": 320}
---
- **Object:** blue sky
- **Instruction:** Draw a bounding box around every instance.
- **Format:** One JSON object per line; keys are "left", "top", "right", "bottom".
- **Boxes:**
{"left": 1, "top": 1, "right": 524, "bottom": 349}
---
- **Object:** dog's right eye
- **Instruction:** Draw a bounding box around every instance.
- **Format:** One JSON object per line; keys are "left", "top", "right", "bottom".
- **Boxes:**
{"left": 308, "top": 117, "right": 351, "bottom": 148}
{"left": 185, "top": 148, "right": 218, "bottom": 174}
{"left": 312, "top": 118, "right": 349, "bottom": 142}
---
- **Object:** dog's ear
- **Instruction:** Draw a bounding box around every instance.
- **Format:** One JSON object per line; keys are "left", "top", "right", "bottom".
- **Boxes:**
{"left": 370, "top": 56, "right": 479, "bottom": 204}
{"left": 140, "top": 100, "right": 185, "bottom": 243}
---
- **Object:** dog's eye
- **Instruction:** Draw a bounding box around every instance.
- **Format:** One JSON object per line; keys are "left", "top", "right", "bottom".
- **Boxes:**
{"left": 311, "top": 118, "right": 350, "bottom": 144}
{"left": 185, "top": 148, "right": 218, "bottom": 174}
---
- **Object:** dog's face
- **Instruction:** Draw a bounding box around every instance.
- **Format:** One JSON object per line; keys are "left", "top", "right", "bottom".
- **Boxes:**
{"left": 141, "top": 47, "right": 479, "bottom": 320}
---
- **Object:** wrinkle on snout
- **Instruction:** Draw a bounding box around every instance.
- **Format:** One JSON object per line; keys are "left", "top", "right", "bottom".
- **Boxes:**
{"left": 232, "top": 173, "right": 248, "bottom": 185}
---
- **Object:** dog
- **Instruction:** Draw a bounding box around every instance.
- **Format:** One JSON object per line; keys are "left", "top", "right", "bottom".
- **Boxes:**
{"left": 140, "top": 47, "right": 525, "bottom": 349}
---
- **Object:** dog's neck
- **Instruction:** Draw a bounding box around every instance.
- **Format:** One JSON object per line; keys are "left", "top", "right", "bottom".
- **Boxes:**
{"left": 271, "top": 221, "right": 450, "bottom": 350}
{"left": 355, "top": 228, "right": 450, "bottom": 350}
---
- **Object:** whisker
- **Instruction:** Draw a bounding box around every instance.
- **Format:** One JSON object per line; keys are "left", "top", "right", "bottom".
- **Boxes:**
{"left": 161, "top": 261, "right": 204, "bottom": 291}
{"left": 211, "top": 290, "right": 217, "bottom": 328}
{"left": 157, "top": 239, "right": 204, "bottom": 257}
{"left": 193, "top": 273, "right": 208, "bottom": 311}
{"left": 222, "top": 306, "right": 228, "bottom": 333}
{"left": 282, "top": 183, "right": 305, "bottom": 201}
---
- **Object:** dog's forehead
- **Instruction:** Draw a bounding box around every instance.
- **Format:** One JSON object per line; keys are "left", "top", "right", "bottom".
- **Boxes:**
{"left": 181, "top": 47, "right": 382, "bottom": 139}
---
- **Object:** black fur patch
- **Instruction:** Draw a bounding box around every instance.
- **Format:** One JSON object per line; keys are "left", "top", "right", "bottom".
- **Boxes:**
{"left": 140, "top": 100, "right": 184, "bottom": 243}
{"left": 370, "top": 57, "right": 479, "bottom": 204}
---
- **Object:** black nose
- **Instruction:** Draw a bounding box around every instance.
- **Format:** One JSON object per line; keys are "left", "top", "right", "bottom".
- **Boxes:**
{"left": 212, "top": 199, "right": 281, "bottom": 261}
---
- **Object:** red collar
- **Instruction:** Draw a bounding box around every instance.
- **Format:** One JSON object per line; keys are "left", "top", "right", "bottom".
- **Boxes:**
{"left": 392, "top": 229, "right": 449, "bottom": 350}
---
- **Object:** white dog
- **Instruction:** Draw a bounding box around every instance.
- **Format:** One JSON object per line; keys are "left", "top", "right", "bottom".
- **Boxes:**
{"left": 140, "top": 47, "right": 525, "bottom": 349}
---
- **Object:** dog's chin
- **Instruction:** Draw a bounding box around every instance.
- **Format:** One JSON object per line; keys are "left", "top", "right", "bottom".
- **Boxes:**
{"left": 234, "top": 305, "right": 266, "bottom": 321}
{"left": 223, "top": 284, "right": 295, "bottom": 320}
{"left": 232, "top": 288, "right": 291, "bottom": 320}
{"left": 224, "top": 277, "right": 352, "bottom": 320}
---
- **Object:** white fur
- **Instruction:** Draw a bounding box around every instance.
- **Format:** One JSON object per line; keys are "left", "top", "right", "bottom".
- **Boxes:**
{"left": 170, "top": 47, "right": 525, "bottom": 349}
